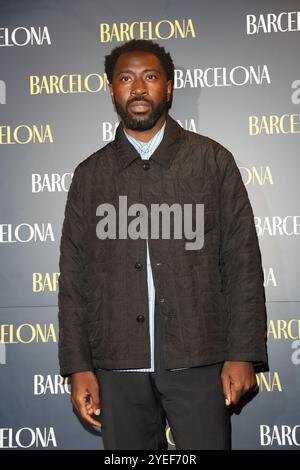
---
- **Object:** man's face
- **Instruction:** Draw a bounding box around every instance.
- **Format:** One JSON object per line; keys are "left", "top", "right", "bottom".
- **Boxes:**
{"left": 109, "top": 51, "right": 172, "bottom": 131}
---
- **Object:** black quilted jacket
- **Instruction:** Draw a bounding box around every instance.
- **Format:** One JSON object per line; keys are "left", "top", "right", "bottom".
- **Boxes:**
{"left": 58, "top": 114, "right": 268, "bottom": 377}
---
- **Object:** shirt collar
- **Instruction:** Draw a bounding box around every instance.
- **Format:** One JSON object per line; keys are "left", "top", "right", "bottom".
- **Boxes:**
{"left": 122, "top": 120, "right": 166, "bottom": 157}
{"left": 113, "top": 114, "right": 184, "bottom": 170}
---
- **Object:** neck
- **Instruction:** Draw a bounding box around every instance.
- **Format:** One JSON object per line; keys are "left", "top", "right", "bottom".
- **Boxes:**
{"left": 122, "top": 113, "right": 167, "bottom": 143}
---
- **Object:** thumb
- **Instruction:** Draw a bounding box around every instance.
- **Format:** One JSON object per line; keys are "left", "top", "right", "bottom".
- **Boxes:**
{"left": 221, "top": 373, "right": 232, "bottom": 406}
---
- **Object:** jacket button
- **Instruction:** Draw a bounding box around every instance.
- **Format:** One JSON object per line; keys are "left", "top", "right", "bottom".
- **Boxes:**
{"left": 136, "top": 314, "right": 145, "bottom": 322}
{"left": 134, "top": 262, "right": 143, "bottom": 270}
{"left": 143, "top": 161, "right": 150, "bottom": 170}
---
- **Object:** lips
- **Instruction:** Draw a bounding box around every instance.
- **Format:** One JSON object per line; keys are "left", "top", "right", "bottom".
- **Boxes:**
{"left": 129, "top": 101, "right": 151, "bottom": 108}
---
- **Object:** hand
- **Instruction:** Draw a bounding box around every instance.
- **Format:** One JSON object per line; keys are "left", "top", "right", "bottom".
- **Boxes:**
{"left": 221, "top": 361, "right": 258, "bottom": 406}
{"left": 70, "top": 371, "right": 101, "bottom": 427}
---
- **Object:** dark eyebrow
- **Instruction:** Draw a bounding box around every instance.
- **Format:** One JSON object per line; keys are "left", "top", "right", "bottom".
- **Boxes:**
{"left": 117, "top": 68, "right": 161, "bottom": 76}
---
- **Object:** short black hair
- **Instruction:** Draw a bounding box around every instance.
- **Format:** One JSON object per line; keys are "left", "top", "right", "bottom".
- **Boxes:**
{"left": 104, "top": 38, "right": 174, "bottom": 95}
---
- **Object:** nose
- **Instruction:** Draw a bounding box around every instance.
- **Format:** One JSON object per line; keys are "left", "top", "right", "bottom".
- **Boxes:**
{"left": 130, "top": 76, "right": 148, "bottom": 96}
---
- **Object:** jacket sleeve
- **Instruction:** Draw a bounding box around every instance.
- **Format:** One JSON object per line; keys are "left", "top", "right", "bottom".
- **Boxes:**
{"left": 58, "top": 165, "right": 93, "bottom": 377}
{"left": 218, "top": 149, "right": 268, "bottom": 368}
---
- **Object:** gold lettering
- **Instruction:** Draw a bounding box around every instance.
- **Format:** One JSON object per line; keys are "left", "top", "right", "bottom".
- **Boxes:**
{"left": 30, "top": 74, "right": 107, "bottom": 95}
{"left": 240, "top": 166, "right": 273, "bottom": 185}
{"left": 33, "top": 272, "right": 60, "bottom": 293}
{"left": 100, "top": 23, "right": 110, "bottom": 43}
{"left": 0, "top": 125, "right": 53, "bottom": 144}
{"left": 0, "top": 323, "right": 57, "bottom": 344}
{"left": 99, "top": 18, "right": 196, "bottom": 42}
{"left": 267, "top": 319, "right": 300, "bottom": 340}
{"left": 256, "top": 372, "right": 282, "bottom": 392}
{"left": 249, "top": 113, "right": 300, "bottom": 135}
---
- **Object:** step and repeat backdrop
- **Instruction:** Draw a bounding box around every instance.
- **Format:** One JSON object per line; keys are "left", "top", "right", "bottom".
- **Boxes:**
{"left": 0, "top": 0, "right": 299, "bottom": 450}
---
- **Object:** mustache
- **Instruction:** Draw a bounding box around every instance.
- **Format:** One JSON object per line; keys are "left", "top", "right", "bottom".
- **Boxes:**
{"left": 128, "top": 97, "right": 151, "bottom": 106}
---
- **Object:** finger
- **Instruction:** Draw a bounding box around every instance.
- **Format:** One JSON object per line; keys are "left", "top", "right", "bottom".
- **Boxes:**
{"left": 83, "top": 395, "right": 92, "bottom": 412}
{"left": 76, "top": 399, "right": 101, "bottom": 427}
{"left": 86, "top": 403, "right": 94, "bottom": 415}
{"left": 80, "top": 404, "right": 101, "bottom": 427}
{"left": 85, "top": 389, "right": 101, "bottom": 417}
{"left": 89, "top": 384, "right": 101, "bottom": 416}
{"left": 221, "top": 372, "right": 232, "bottom": 406}
{"left": 230, "top": 388, "right": 241, "bottom": 405}
{"left": 89, "top": 398, "right": 101, "bottom": 416}
{"left": 86, "top": 401, "right": 96, "bottom": 416}
{"left": 231, "top": 382, "right": 244, "bottom": 404}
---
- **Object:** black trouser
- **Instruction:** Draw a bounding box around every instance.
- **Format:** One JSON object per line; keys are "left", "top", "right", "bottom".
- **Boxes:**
{"left": 95, "top": 301, "right": 231, "bottom": 450}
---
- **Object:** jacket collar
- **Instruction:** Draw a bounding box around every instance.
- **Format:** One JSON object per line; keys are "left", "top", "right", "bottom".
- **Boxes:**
{"left": 113, "top": 113, "right": 184, "bottom": 170}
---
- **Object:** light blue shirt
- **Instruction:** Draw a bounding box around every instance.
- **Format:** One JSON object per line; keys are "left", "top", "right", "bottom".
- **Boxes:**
{"left": 100, "top": 120, "right": 188, "bottom": 372}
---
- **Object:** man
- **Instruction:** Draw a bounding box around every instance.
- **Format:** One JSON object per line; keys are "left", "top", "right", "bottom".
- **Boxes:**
{"left": 58, "top": 39, "right": 268, "bottom": 450}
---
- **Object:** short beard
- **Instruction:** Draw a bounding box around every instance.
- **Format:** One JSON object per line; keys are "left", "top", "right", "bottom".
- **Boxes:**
{"left": 114, "top": 95, "right": 169, "bottom": 131}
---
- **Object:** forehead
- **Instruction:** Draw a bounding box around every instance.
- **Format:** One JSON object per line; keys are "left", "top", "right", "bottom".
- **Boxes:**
{"left": 114, "top": 51, "right": 163, "bottom": 73}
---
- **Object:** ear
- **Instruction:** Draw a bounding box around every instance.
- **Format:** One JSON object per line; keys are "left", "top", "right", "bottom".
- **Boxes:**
{"left": 108, "top": 83, "right": 114, "bottom": 102}
{"left": 166, "top": 79, "right": 172, "bottom": 102}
